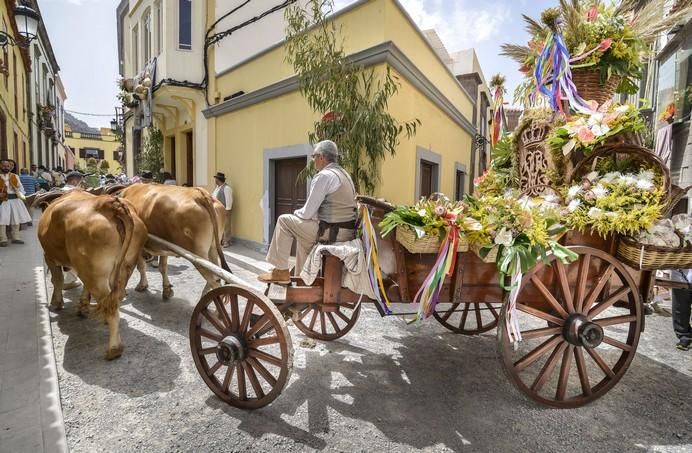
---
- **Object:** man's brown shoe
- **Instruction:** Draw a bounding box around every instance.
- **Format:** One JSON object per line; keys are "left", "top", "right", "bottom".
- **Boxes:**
{"left": 257, "top": 268, "right": 290, "bottom": 284}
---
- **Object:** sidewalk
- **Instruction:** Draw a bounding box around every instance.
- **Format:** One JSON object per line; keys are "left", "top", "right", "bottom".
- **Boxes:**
{"left": 0, "top": 221, "right": 67, "bottom": 453}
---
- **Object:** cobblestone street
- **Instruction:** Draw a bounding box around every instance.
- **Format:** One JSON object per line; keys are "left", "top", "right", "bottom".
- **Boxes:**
{"left": 47, "top": 253, "right": 692, "bottom": 453}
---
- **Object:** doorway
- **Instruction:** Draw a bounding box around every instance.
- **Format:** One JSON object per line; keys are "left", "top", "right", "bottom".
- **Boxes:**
{"left": 272, "top": 157, "right": 307, "bottom": 253}
{"left": 168, "top": 136, "right": 176, "bottom": 179}
{"left": 185, "top": 131, "right": 193, "bottom": 186}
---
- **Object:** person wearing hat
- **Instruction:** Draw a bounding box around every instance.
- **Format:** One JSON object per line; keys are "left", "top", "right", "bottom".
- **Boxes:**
{"left": 140, "top": 170, "right": 154, "bottom": 184}
{"left": 62, "top": 171, "right": 84, "bottom": 192}
{"left": 211, "top": 171, "right": 233, "bottom": 247}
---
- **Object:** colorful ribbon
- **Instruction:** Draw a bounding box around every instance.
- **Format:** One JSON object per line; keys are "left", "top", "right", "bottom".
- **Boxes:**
{"left": 411, "top": 226, "right": 460, "bottom": 321}
{"left": 490, "top": 85, "right": 505, "bottom": 147}
{"left": 533, "top": 25, "right": 594, "bottom": 115}
{"left": 360, "top": 205, "right": 392, "bottom": 314}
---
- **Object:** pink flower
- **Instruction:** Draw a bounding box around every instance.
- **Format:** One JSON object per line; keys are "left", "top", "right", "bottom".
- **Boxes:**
{"left": 519, "top": 64, "right": 531, "bottom": 73}
{"left": 599, "top": 39, "right": 613, "bottom": 52}
{"left": 434, "top": 205, "right": 447, "bottom": 217}
{"left": 321, "top": 111, "right": 337, "bottom": 122}
{"left": 604, "top": 112, "right": 619, "bottom": 125}
{"left": 577, "top": 126, "right": 595, "bottom": 143}
{"left": 586, "top": 5, "right": 598, "bottom": 22}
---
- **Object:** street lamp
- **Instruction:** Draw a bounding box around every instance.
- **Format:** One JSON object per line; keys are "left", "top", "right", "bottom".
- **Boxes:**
{"left": 0, "top": 3, "right": 40, "bottom": 48}
{"left": 110, "top": 118, "right": 118, "bottom": 133}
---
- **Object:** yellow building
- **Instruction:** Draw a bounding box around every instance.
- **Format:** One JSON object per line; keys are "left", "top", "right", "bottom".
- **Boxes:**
{"left": 63, "top": 126, "right": 122, "bottom": 174}
{"left": 116, "top": 0, "right": 489, "bottom": 247}
{"left": 204, "top": 0, "right": 484, "bottom": 246}
{"left": 0, "top": 1, "right": 31, "bottom": 170}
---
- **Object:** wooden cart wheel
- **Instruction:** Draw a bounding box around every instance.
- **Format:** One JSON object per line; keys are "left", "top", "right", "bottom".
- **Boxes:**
{"left": 498, "top": 246, "right": 641, "bottom": 408}
{"left": 292, "top": 302, "right": 361, "bottom": 341}
{"left": 433, "top": 302, "right": 501, "bottom": 334}
{"left": 189, "top": 285, "right": 293, "bottom": 409}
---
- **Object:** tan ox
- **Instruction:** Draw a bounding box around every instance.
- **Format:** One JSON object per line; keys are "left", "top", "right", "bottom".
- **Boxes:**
{"left": 119, "top": 184, "right": 230, "bottom": 299}
{"left": 38, "top": 191, "right": 147, "bottom": 359}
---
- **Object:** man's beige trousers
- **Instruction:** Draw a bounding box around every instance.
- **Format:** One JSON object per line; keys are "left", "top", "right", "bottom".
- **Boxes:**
{"left": 266, "top": 214, "right": 355, "bottom": 275}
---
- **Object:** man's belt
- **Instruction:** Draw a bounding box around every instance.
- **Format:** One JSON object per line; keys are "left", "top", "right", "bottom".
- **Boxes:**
{"left": 0, "top": 193, "right": 17, "bottom": 204}
{"left": 317, "top": 219, "right": 358, "bottom": 244}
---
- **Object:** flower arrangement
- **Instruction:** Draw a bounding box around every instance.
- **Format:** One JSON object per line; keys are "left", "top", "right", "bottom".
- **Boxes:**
{"left": 474, "top": 135, "right": 517, "bottom": 196}
{"left": 547, "top": 102, "right": 645, "bottom": 157}
{"left": 379, "top": 194, "right": 479, "bottom": 240}
{"left": 501, "top": 1, "right": 692, "bottom": 97}
{"left": 563, "top": 169, "right": 665, "bottom": 236}
{"left": 658, "top": 103, "right": 675, "bottom": 123}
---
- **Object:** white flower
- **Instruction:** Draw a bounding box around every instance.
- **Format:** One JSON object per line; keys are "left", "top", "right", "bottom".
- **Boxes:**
{"left": 567, "top": 199, "right": 581, "bottom": 212}
{"left": 567, "top": 185, "right": 582, "bottom": 199}
{"left": 562, "top": 139, "right": 577, "bottom": 155}
{"left": 636, "top": 179, "right": 654, "bottom": 191}
{"left": 639, "top": 170, "right": 655, "bottom": 182}
{"left": 544, "top": 193, "right": 559, "bottom": 204}
{"left": 620, "top": 175, "right": 637, "bottom": 186}
{"left": 587, "top": 112, "right": 604, "bottom": 125}
{"left": 615, "top": 105, "right": 630, "bottom": 113}
{"left": 588, "top": 207, "right": 603, "bottom": 219}
{"left": 601, "top": 172, "right": 621, "bottom": 184}
{"left": 417, "top": 209, "right": 426, "bottom": 217}
{"left": 592, "top": 184, "right": 609, "bottom": 198}
{"left": 494, "top": 227, "right": 514, "bottom": 246}
{"left": 585, "top": 171, "right": 599, "bottom": 182}
{"left": 590, "top": 123, "right": 610, "bottom": 136}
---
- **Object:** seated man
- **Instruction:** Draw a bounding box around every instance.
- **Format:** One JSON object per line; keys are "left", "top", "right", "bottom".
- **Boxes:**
{"left": 258, "top": 140, "right": 357, "bottom": 284}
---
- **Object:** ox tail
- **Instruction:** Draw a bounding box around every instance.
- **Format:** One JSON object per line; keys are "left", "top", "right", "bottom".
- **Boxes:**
{"left": 93, "top": 198, "right": 136, "bottom": 321}
{"left": 194, "top": 188, "right": 231, "bottom": 273}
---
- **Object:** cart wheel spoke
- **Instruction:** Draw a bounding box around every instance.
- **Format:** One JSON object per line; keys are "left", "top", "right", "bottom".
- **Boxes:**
{"left": 474, "top": 304, "right": 482, "bottom": 329}
{"left": 242, "top": 362, "right": 265, "bottom": 399}
{"left": 213, "top": 296, "right": 233, "bottom": 331}
{"left": 189, "top": 285, "right": 293, "bottom": 409}
{"left": 531, "top": 341, "right": 567, "bottom": 392}
{"left": 553, "top": 260, "right": 574, "bottom": 313}
{"left": 498, "top": 246, "right": 641, "bottom": 408}
{"left": 434, "top": 301, "right": 500, "bottom": 335}
{"left": 442, "top": 303, "right": 460, "bottom": 321}
{"left": 459, "top": 304, "right": 470, "bottom": 330}
{"left": 555, "top": 345, "right": 574, "bottom": 401}
{"left": 202, "top": 308, "right": 226, "bottom": 335}
{"left": 485, "top": 303, "right": 499, "bottom": 320}
{"left": 294, "top": 302, "right": 361, "bottom": 341}
{"left": 574, "top": 347, "right": 592, "bottom": 397}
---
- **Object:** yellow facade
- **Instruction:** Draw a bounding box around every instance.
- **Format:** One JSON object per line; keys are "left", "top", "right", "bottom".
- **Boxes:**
{"left": 64, "top": 127, "right": 123, "bottom": 174}
{"left": 0, "top": 2, "right": 31, "bottom": 170}
{"left": 208, "top": 0, "right": 478, "bottom": 244}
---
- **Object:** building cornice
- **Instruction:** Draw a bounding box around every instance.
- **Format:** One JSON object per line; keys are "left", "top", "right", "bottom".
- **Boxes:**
{"left": 214, "top": 0, "right": 473, "bottom": 106}
{"left": 204, "top": 41, "right": 476, "bottom": 135}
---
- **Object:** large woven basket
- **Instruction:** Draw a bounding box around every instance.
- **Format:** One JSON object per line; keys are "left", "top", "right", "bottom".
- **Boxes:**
{"left": 471, "top": 244, "right": 499, "bottom": 263}
{"left": 572, "top": 68, "right": 621, "bottom": 106}
{"left": 617, "top": 235, "right": 692, "bottom": 271}
{"left": 395, "top": 226, "right": 468, "bottom": 254}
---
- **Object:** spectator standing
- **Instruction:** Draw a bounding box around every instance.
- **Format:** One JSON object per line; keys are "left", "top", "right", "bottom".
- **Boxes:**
{"left": 670, "top": 269, "right": 692, "bottom": 351}
{"left": 162, "top": 172, "right": 177, "bottom": 185}
{"left": 211, "top": 172, "right": 233, "bottom": 247}
{"left": 0, "top": 159, "right": 32, "bottom": 246}
{"left": 52, "top": 167, "right": 65, "bottom": 188}
{"left": 37, "top": 165, "right": 53, "bottom": 190}
{"left": 19, "top": 168, "right": 39, "bottom": 195}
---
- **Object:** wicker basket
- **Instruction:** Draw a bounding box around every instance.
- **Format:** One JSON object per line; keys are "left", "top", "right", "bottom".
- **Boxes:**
{"left": 572, "top": 68, "right": 621, "bottom": 106}
{"left": 395, "top": 226, "right": 469, "bottom": 254}
{"left": 617, "top": 235, "right": 692, "bottom": 270}
{"left": 471, "top": 244, "right": 499, "bottom": 263}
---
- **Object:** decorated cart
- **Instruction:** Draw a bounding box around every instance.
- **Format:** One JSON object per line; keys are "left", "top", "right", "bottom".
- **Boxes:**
{"left": 178, "top": 0, "right": 692, "bottom": 410}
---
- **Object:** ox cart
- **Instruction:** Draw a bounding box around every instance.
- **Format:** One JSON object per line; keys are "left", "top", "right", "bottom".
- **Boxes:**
{"left": 151, "top": 188, "right": 656, "bottom": 410}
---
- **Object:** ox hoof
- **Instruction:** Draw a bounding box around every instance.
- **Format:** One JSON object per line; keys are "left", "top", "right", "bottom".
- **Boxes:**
{"left": 162, "top": 287, "right": 174, "bottom": 300}
{"left": 49, "top": 302, "right": 64, "bottom": 312}
{"left": 135, "top": 283, "right": 148, "bottom": 292}
{"left": 105, "top": 346, "right": 124, "bottom": 360}
{"left": 77, "top": 307, "right": 90, "bottom": 318}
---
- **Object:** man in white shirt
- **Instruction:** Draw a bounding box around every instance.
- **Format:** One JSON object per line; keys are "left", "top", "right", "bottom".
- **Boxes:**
{"left": 211, "top": 172, "right": 233, "bottom": 247}
{"left": 258, "top": 140, "right": 357, "bottom": 284}
{"left": 62, "top": 171, "right": 84, "bottom": 191}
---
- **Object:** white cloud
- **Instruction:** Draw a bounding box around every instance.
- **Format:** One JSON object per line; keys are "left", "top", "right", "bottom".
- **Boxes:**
{"left": 332, "top": 0, "right": 510, "bottom": 53}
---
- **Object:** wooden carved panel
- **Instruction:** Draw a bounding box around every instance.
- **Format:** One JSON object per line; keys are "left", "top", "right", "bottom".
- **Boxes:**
{"left": 518, "top": 121, "right": 554, "bottom": 196}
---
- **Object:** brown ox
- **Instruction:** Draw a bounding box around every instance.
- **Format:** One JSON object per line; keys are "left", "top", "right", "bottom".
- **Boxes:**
{"left": 119, "top": 184, "right": 230, "bottom": 299}
{"left": 38, "top": 191, "right": 147, "bottom": 359}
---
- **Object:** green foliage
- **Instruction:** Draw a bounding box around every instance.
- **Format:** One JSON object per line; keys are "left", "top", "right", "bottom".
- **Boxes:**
{"left": 137, "top": 127, "right": 164, "bottom": 180}
{"left": 284, "top": 0, "right": 420, "bottom": 194}
{"left": 379, "top": 195, "right": 475, "bottom": 239}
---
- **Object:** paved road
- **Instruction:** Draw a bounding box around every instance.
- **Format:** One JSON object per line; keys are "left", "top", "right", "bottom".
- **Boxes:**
{"left": 48, "top": 256, "right": 692, "bottom": 453}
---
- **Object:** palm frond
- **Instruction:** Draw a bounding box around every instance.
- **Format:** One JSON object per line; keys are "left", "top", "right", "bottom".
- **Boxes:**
{"left": 522, "top": 14, "right": 547, "bottom": 37}
{"left": 500, "top": 43, "right": 532, "bottom": 65}
{"left": 630, "top": 0, "right": 692, "bottom": 44}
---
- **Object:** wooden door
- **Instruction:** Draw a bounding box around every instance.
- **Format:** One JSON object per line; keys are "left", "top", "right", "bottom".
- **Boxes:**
{"left": 0, "top": 110, "right": 6, "bottom": 160}
{"left": 273, "top": 157, "right": 307, "bottom": 252}
{"left": 185, "top": 132, "right": 193, "bottom": 186}
{"left": 420, "top": 160, "right": 434, "bottom": 198}
{"left": 169, "top": 136, "right": 176, "bottom": 178}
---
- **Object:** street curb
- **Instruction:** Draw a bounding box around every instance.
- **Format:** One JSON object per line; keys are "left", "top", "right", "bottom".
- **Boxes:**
{"left": 35, "top": 265, "right": 68, "bottom": 453}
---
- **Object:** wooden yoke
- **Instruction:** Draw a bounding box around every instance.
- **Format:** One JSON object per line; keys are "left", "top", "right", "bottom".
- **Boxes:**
{"left": 322, "top": 253, "right": 343, "bottom": 312}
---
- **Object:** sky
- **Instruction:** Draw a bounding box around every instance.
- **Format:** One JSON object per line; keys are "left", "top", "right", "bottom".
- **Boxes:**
{"left": 38, "top": 0, "right": 556, "bottom": 129}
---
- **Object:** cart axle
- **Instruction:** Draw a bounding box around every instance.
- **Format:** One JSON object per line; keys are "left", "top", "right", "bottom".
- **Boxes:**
{"left": 216, "top": 335, "right": 247, "bottom": 365}
{"left": 563, "top": 313, "right": 604, "bottom": 349}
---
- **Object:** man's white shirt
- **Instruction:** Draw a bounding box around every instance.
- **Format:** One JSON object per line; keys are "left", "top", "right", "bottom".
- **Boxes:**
{"left": 294, "top": 163, "right": 345, "bottom": 220}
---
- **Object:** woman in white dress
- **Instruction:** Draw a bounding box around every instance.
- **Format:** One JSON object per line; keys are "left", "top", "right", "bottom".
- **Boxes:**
{"left": 0, "top": 159, "right": 32, "bottom": 246}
